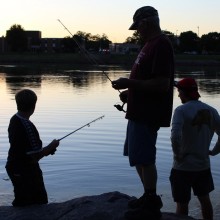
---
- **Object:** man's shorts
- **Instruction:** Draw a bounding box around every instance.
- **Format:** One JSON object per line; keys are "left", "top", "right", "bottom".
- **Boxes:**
{"left": 124, "top": 120, "right": 159, "bottom": 167}
{"left": 169, "top": 168, "right": 214, "bottom": 203}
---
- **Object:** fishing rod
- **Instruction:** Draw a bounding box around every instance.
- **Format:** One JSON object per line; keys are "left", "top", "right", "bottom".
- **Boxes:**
{"left": 58, "top": 115, "right": 105, "bottom": 141}
{"left": 57, "top": 19, "right": 126, "bottom": 112}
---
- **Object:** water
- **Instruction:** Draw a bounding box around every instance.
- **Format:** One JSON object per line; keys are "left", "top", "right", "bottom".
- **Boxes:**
{"left": 0, "top": 64, "right": 220, "bottom": 219}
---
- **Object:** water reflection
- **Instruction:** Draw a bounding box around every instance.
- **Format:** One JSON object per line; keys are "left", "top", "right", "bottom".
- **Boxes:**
{"left": 1, "top": 64, "right": 220, "bottom": 96}
{"left": 175, "top": 66, "right": 220, "bottom": 96}
{"left": 5, "top": 75, "right": 42, "bottom": 93}
{"left": 0, "top": 65, "right": 220, "bottom": 219}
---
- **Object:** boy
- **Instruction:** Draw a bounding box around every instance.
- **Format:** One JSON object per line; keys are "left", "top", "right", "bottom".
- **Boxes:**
{"left": 6, "top": 89, "right": 60, "bottom": 207}
{"left": 170, "top": 78, "right": 220, "bottom": 220}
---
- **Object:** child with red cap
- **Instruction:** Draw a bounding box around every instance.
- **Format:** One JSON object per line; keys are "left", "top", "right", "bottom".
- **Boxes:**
{"left": 170, "top": 77, "right": 220, "bottom": 220}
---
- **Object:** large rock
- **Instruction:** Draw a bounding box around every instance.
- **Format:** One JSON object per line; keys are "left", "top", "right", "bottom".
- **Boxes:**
{"left": 0, "top": 191, "right": 195, "bottom": 220}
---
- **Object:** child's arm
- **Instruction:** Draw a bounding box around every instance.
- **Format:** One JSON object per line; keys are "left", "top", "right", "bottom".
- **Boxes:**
{"left": 29, "top": 139, "right": 60, "bottom": 161}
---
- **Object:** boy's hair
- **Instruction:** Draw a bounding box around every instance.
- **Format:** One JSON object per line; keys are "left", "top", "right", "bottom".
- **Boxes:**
{"left": 15, "top": 89, "right": 37, "bottom": 111}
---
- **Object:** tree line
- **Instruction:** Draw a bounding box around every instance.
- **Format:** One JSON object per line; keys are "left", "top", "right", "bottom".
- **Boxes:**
{"left": 126, "top": 30, "right": 220, "bottom": 54}
{"left": 5, "top": 24, "right": 220, "bottom": 54}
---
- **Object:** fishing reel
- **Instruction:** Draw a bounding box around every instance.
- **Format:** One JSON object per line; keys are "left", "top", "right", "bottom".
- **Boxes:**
{"left": 114, "top": 102, "right": 126, "bottom": 113}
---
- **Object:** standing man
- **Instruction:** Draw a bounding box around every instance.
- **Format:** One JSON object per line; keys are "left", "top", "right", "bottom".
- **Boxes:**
{"left": 170, "top": 78, "right": 220, "bottom": 220}
{"left": 112, "top": 6, "right": 174, "bottom": 220}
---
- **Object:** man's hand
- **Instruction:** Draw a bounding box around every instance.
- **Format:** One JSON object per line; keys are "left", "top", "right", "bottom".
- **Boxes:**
{"left": 112, "top": 78, "right": 130, "bottom": 90}
{"left": 119, "top": 90, "right": 128, "bottom": 103}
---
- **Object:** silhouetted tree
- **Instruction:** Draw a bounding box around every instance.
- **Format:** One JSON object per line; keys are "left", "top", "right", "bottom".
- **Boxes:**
{"left": 72, "top": 31, "right": 88, "bottom": 52}
{"left": 70, "top": 32, "right": 111, "bottom": 52}
{"left": 87, "top": 34, "right": 101, "bottom": 51}
{"left": 5, "top": 23, "right": 220, "bottom": 55}
{"left": 98, "top": 34, "right": 112, "bottom": 51}
{"left": 179, "top": 31, "right": 200, "bottom": 53}
{"left": 124, "top": 31, "right": 143, "bottom": 45}
{"left": 6, "top": 24, "right": 28, "bottom": 52}
{"left": 162, "top": 30, "right": 180, "bottom": 52}
{"left": 200, "top": 32, "right": 220, "bottom": 54}
{"left": 61, "top": 36, "right": 78, "bottom": 52}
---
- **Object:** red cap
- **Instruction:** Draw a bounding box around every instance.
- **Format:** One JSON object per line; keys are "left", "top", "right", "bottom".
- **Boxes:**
{"left": 175, "top": 78, "right": 200, "bottom": 99}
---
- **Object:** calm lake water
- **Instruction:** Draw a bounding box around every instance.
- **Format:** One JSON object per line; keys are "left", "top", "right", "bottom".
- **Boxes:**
{"left": 0, "top": 64, "right": 220, "bottom": 219}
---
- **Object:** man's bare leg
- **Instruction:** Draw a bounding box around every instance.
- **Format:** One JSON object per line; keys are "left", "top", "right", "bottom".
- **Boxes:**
{"left": 198, "top": 194, "right": 213, "bottom": 220}
{"left": 136, "top": 164, "right": 157, "bottom": 192}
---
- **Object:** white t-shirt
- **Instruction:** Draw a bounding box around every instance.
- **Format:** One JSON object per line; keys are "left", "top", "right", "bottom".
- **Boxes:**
{"left": 171, "top": 100, "right": 220, "bottom": 171}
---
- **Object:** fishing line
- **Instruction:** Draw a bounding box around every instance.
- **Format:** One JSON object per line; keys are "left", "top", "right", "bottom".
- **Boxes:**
{"left": 58, "top": 115, "right": 105, "bottom": 141}
{"left": 57, "top": 19, "right": 126, "bottom": 112}
{"left": 57, "top": 19, "right": 113, "bottom": 83}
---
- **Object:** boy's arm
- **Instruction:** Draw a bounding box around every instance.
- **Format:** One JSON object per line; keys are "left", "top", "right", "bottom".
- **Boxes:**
{"left": 171, "top": 107, "right": 184, "bottom": 161}
{"left": 210, "top": 136, "right": 220, "bottom": 156}
{"left": 210, "top": 110, "right": 220, "bottom": 156}
{"left": 28, "top": 139, "right": 60, "bottom": 161}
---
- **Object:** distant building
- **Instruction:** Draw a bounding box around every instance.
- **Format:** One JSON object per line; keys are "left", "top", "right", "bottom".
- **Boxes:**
{"left": 40, "top": 38, "right": 63, "bottom": 53}
{"left": 0, "top": 36, "right": 6, "bottom": 52}
{"left": 1, "top": 29, "right": 64, "bottom": 53}
{"left": 4, "top": 30, "right": 42, "bottom": 52}
{"left": 109, "top": 43, "right": 140, "bottom": 54}
{"left": 1, "top": 29, "right": 140, "bottom": 54}
{"left": 26, "top": 31, "right": 41, "bottom": 51}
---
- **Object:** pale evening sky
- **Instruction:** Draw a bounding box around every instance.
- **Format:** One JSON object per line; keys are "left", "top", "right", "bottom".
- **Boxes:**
{"left": 1, "top": 0, "right": 219, "bottom": 43}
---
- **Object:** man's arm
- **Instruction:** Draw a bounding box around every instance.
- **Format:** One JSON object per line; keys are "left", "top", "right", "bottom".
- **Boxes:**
{"left": 112, "top": 77, "right": 170, "bottom": 92}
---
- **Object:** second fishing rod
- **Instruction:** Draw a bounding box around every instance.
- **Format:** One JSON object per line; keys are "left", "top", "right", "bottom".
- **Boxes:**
{"left": 57, "top": 19, "right": 126, "bottom": 113}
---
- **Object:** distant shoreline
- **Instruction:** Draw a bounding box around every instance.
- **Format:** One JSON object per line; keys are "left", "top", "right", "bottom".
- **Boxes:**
{"left": 0, "top": 53, "right": 220, "bottom": 66}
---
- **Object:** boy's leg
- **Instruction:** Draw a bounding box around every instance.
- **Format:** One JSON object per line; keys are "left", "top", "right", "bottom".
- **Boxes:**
{"left": 193, "top": 169, "right": 214, "bottom": 220}
{"left": 6, "top": 166, "right": 27, "bottom": 206}
{"left": 31, "top": 165, "right": 48, "bottom": 204}
{"left": 6, "top": 164, "right": 48, "bottom": 206}
{"left": 169, "top": 169, "right": 192, "bottom": 216}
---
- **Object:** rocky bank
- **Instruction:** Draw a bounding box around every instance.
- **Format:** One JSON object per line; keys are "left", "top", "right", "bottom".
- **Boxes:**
{"left": 0, "top": 191, "right": 196, "bottom": 220}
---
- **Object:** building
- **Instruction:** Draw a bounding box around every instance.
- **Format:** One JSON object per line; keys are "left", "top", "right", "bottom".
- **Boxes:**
{"left": 109, "top": 43, "right": 140, "bottom": 54}
{"left": 1, "top": 29, "right": 140, "bottom": 54}
{"left": 1, "top": 29, "right": 64, "bottom": 53}
{"left": 26, "top": 31, "right": 41, "bottom": 51}
{"left": 0, "top": 36, "right": 6, "bottom": 52}
{"left": 40, "top": 38, "right": 63, "bottom": 53}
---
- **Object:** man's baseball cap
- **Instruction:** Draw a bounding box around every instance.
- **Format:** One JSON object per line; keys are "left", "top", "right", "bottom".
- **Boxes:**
{"left": 129, "top": 6, "right": 158, "bottom": 30}
{"left": 174, "top": 78, "right": 200, "bottom": 99}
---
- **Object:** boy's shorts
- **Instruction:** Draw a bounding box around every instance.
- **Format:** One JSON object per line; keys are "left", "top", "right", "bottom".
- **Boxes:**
{"left": 169, "top": 168, "right": 214, "bottom": 203}
{"left": 124, "top": 120, "right": 159, "bottom": 167}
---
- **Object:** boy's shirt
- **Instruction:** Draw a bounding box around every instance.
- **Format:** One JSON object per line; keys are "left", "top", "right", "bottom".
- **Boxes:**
{"left": 171, "top": 100, "right": 220, "bottom": 171}
{"left": 7, "top": 114, "right": 43, "bottom": 166}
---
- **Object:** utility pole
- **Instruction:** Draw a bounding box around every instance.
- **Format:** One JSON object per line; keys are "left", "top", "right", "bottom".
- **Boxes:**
{"left": 197, "top": 26, "right": 199, "bottom": 37}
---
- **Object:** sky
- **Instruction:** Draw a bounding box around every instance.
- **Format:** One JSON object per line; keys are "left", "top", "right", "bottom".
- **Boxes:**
{"left": 1, "top": 0, "right": 220, "bottom": 43}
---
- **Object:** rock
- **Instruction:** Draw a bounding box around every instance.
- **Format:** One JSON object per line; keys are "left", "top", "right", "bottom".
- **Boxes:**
{"left": 0, "top": 191, "right": 195, "bottom": 220}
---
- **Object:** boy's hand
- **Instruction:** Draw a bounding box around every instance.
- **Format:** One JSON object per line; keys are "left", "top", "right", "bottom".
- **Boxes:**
{"left": 45, "top": 139, "right": 60, "bottom": 156}
{"left": 50, "top": 149, "right": 56, "bottom": 155}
